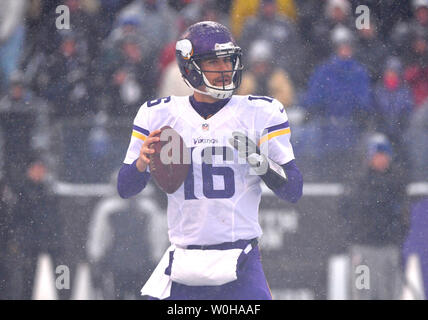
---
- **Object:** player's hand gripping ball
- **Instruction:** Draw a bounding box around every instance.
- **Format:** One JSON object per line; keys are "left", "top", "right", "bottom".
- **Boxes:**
{"left": 149, "top": 126, "right": 190, "bottom": 194}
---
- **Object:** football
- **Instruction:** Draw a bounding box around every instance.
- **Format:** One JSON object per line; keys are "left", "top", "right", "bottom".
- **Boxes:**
{"left": 149, "top": 126, "right": 191, "bottom": 194}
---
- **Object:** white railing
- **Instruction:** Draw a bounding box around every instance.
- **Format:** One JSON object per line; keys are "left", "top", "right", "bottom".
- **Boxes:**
{"left": 52, "top": 180, "right": 428, "bottom": 197}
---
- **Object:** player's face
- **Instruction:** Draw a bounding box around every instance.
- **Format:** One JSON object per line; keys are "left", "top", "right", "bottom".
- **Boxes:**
{"left": 199, "top": 56, "right": 233, "bottom": 87}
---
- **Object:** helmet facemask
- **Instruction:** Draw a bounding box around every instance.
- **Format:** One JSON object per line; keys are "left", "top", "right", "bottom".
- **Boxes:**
{"left": 191, "top": 48, "right": 243, "bottom": 100}
{"left": 177, "top": 39, "right": 243, "bottom": 100}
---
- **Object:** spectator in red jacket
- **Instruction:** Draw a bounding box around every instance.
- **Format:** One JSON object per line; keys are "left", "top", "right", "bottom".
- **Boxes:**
{"left": 403, "top": 28, "right": 428, "bottom": 108}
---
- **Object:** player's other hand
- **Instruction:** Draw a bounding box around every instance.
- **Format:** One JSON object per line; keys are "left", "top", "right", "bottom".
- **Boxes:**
{"left": 228, "top": 131, "right": 258, "bottom": 158}
{"left": 229, "top": 131, "right": 288, "bottom": 188}
{"left": 228, "top": 131, "right": 268, "bottom": 175}
{"left": 136, "top": 129, "right": 162, "bottom": 172}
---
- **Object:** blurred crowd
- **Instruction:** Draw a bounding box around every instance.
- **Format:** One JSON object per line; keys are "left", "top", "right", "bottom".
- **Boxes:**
{"left": 1, "top": 0, "right": 428, "bottom": 299}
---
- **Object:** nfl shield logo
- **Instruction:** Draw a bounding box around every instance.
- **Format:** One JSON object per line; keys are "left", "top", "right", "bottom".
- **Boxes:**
{"left": 202, "top": 123, "right": 209, "bottom": 131}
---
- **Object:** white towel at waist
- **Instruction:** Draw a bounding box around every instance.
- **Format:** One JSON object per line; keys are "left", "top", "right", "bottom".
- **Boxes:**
{"left": 141, "top": 244, "right": 175, "bottom": 300}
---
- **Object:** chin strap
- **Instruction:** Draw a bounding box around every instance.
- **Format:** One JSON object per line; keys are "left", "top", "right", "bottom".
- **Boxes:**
{"left": 184, "top": 78, "right": 234, "bottom": 100}
{"left": 182, "top": 67, "right": 235, "bottom": 100}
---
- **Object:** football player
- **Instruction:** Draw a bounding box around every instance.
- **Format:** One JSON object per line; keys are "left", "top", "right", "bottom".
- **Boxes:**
{"left": 117, "top": 21, "right": 303, "bottom": 300}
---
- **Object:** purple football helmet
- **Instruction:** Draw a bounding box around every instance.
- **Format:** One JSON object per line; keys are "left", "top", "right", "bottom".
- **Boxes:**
{"left": 175, "top": 21, "right": 243, "bottom": 99}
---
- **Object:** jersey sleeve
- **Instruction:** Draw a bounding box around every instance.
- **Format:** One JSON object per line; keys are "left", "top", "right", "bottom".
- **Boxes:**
{"left": 258, "top": 99, "right": 295, "bottom": 165}
{"left": 123, "top": 103, "right": 151, "bottom": 164}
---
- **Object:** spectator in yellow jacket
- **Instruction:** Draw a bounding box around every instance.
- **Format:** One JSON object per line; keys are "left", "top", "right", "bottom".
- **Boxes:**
{"left": 236, "top": 39, "right": 295, "bottom": 108}
{"left": 230, "top": 0, "right": 297, "bottom": 38}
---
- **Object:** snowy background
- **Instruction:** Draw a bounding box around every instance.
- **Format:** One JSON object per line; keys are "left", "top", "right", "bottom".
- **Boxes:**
{"left": 0, "top": 0, "right": 427, "bottom": 300}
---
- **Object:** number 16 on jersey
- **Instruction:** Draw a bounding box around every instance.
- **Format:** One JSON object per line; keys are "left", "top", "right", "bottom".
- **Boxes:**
{"left": 184, "top": 146, "right": 236, "bottom": 200}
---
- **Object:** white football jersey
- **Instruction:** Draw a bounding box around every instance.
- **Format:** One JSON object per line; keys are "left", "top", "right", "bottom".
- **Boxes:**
{"left": 123, "top": 95, "right": 295, "bottom": 246}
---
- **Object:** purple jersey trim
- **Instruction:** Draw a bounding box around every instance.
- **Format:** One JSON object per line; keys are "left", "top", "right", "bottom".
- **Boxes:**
{"left": 265, "top": 121, "right": 289, "bottom": 133}
{"left": 117, "top": 159, "right": 151, "bottom": 199}
{"left": 133, "top": 125, "right": 150, "bottom": 136}
{"left": 273, "top": 159, "right": 303, "bottom": 203}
